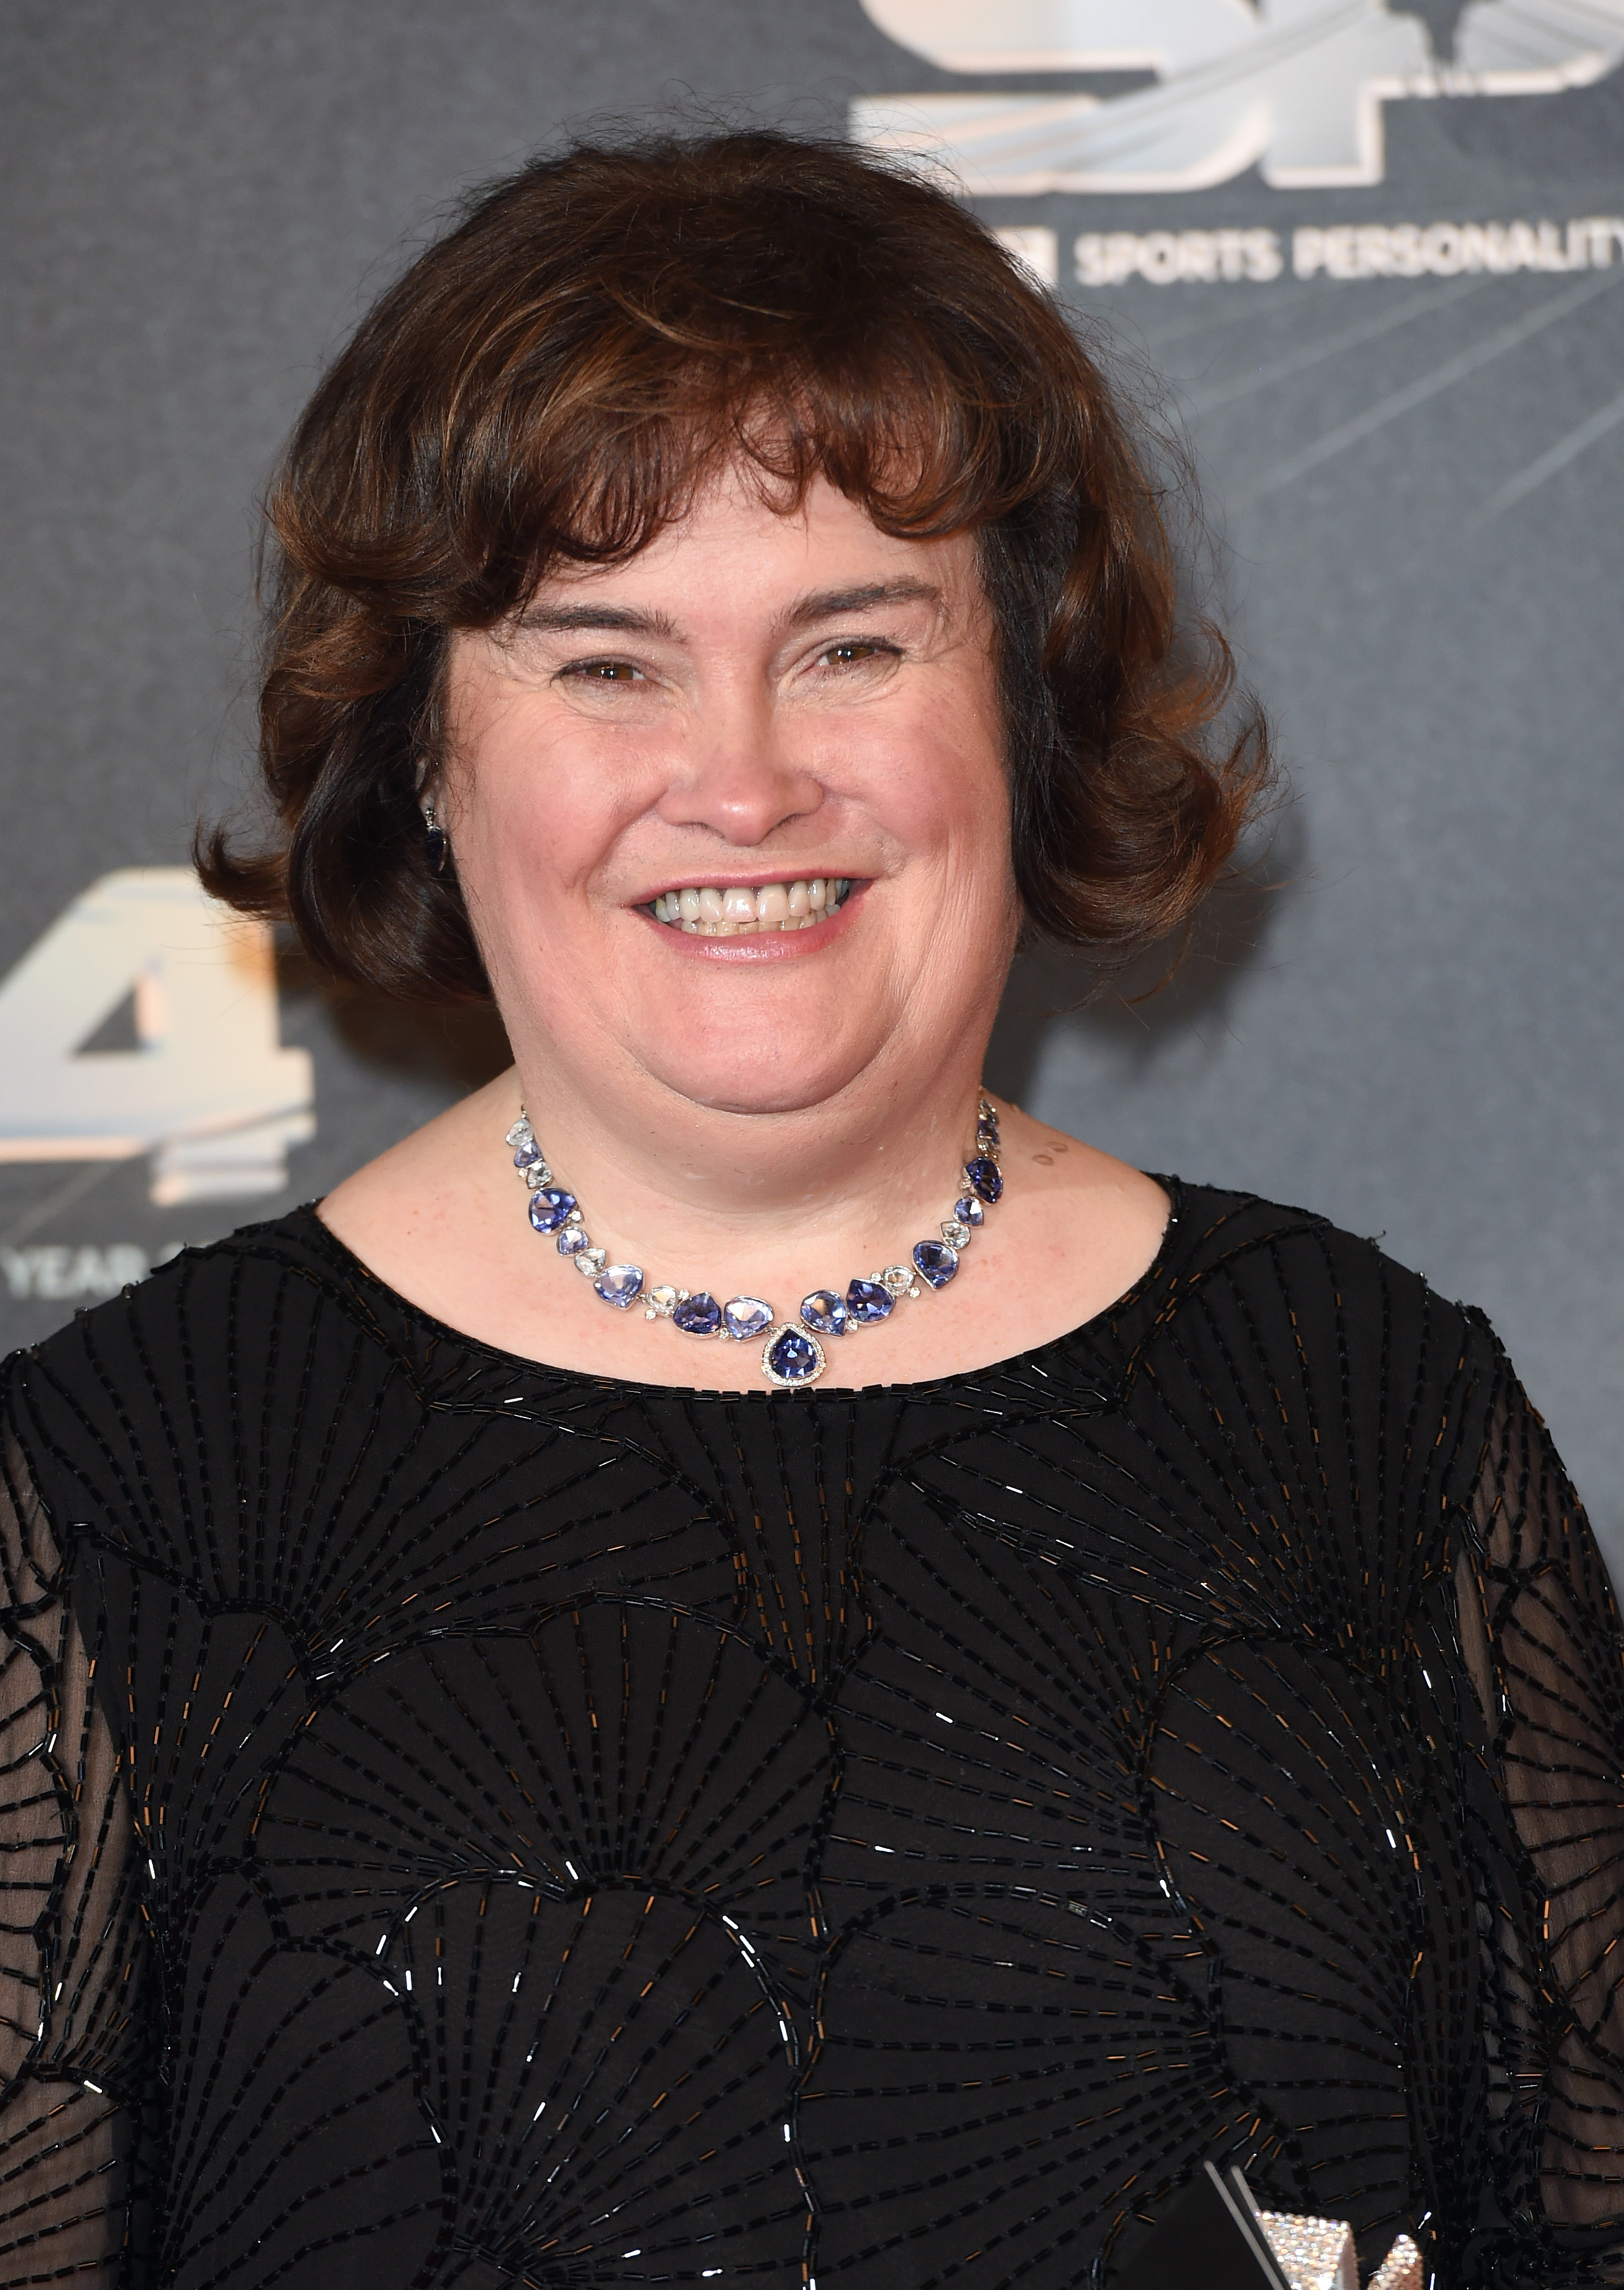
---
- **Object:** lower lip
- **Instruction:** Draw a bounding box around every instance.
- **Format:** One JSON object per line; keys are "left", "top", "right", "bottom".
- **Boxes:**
{"left": 633, "top": 886, "right": 867, "bottom": 962}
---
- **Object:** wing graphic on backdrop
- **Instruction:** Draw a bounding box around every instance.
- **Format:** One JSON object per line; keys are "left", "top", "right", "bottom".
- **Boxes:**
{"left": 853, "top": 0, "right": 1624, "bottom": 192}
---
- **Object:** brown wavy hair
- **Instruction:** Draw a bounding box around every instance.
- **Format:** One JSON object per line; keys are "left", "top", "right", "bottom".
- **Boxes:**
{"left": 201, "top": 126, "right": 1270, "bottom": 1002}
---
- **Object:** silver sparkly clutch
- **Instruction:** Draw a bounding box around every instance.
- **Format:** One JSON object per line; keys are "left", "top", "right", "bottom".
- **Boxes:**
{"left": 1259, "top": 2205, "right": 1423, "bottom": 2290}
{"left": 1112, "top": 2161, "right": 1423, "bottom": 2290}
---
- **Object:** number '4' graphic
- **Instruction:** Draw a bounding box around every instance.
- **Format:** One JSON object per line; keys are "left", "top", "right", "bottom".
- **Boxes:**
{"left": 0, "top": 869, "right": 314, "bottom": 1205}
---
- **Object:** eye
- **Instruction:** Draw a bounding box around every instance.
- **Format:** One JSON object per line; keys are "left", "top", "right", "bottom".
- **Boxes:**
{"left": 818, "top": 639, "right": 895, "bottom": 669}
{"left": 562, "top": 658, "right": 644, "bottom": 683}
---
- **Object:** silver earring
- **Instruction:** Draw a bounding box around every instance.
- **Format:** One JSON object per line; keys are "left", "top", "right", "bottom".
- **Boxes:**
{"left": 423, "top": 800, "right": 447, "bottom": 876}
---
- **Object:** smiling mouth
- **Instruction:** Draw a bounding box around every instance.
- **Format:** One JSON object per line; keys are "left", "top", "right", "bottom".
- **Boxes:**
{"left": 645, "top": 877, "right": 855, "bottom": 935}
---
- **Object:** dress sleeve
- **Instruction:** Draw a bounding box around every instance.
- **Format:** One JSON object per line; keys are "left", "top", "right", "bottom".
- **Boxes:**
{"left": 0, "top": 1421, "right": 146, "bottom": 2281}
{"left": 1452, "top": 1336, "right": 1624, "bottom": 2275}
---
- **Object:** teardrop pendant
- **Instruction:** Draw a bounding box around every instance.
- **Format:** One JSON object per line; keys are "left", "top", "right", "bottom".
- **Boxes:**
{"left": 762, "top": 1324, "right": 827, "bottom": 1388}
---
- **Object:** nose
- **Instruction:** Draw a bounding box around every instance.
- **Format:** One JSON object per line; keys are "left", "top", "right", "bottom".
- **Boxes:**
{"left": 654, "top": 689, "right": 825, "bottom": 848}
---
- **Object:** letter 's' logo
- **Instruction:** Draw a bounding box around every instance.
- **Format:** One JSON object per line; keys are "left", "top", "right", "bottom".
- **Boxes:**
{"left": 853, "top": 0, "right": 1624, "bottom": 192}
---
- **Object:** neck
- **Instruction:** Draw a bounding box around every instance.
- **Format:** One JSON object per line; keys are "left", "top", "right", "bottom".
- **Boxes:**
{"left": 503, "top": 1043, "right": 993, "bottom": 1296}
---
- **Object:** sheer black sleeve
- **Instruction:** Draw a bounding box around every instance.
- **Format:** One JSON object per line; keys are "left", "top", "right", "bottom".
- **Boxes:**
{"left": 1453, "top": 1334, "right": 1624, "bottom": 2280}
{"left": 0, "top": 1423, "right": 147, "bottom": 2282}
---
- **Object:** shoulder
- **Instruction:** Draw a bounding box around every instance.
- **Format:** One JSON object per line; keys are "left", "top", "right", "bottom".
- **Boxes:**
{"left": 1135, "top": 1173, "right": 1504, "bottom": 1497}
{"left": 1153, "top": 1175, "right": 1464, "bottom": 1331}
{"left": 9, "top": 1204, "right": 374, "bottom": 1390}
{"left": 1, "top": 1207, "right": 405, "bottom": 1582}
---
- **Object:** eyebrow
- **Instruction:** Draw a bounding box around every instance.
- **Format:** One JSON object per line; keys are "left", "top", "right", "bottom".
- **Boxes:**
{"left": 515, "top": 602, "right": 681, "bottom": 639}
{"left": 775, "top": 579, "right": 942, "bottom": 634}
{"left": 515, "top": 579, "right": 942, "bottom": 645}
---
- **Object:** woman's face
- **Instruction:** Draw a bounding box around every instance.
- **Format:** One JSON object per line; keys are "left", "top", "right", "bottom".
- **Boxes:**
{"left": 442, "top": 468, "right": 1019, "bottom": 1131}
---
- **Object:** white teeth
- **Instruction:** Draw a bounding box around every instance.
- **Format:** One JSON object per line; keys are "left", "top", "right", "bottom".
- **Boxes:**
{"left": 646, "top": 879, "right": 853, "bottom": 935}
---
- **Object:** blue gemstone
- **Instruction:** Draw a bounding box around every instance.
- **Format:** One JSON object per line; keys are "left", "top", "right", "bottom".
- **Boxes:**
{"left": 845, "top": 1278, "right": 894, "bottom": 1324}
{"left": 528, "top": 1187, "right": 578, "bottom": 1234}
{"left": 513, "top": 1139, "right": 544, "bottom": 1168}
{"left": 912, "top": 1239, "right": 959, "bottom": 1288}
{"left": 722, "top": 1296, "right": 775, "bottom": 1340}
{"left": 593, "top": 1264, "right": 645, "bottom": 1309}
{"left": 954, "top": 1194, "right": 985, "bottom": 1228}
{"left": 556, "top": 1225, "right": 590, "bottom": 1256}
{"left": 672, "top": 1292, "right": 723, "bottom": 1336}
{"left": 977, "top": 1112, "right": 1000, "bottom": 1147}
{"left": 765, "top": 1326, "right": 823, "bottom": 1385}
{"left": 964, "top": 1157, "right": 1004, "bottom": 1205}
{"left": 801, "top": 1289, "right": 848, "bottom": 1337}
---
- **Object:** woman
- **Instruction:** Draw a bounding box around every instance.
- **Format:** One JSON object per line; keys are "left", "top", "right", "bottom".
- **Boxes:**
{"left": 1, "top": 129, "right": 1620, "bottom": 2288}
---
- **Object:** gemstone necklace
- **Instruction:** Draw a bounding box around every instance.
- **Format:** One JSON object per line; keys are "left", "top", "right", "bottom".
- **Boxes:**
{"left": 506, "top": 1099, "right": 1004, "bottom": 1388}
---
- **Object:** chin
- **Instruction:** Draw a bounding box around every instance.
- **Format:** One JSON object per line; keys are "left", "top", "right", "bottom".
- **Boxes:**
{"left": 639, "top": 1040, "right": 878, "bottom": 1122}
{"left": 684, "top": 1084, "right": 850, "bottom": 1118}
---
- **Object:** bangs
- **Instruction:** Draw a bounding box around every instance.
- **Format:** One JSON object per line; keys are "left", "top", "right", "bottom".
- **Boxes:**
{"left": 512, "top": 337, "right": 1068, "bottom": 591}
{"left": 361, "top": 149, "right": 1096, "bottom": 623}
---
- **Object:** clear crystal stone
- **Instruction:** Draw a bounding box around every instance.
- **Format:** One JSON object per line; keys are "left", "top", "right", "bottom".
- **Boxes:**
{"left": 940, "top": 1218, "right": 971, "bottom": 1249}
{"left": 648, "top": 1284, "right": 679, "bottom": 1316}
{"left": 879, "top": 1265, "right": 912, "bottom": 1296}
{"left": 524, "top": 1163, "right": 553, "bottom": 1189}
{"left": 504, "top": 1117, "right": 533, "bottom": 1147}
{"left": 573, "top": 1248, "right": 607, "bottom": 1275}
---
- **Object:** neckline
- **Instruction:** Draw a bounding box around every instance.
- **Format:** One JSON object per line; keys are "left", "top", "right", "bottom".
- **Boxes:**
{"left": 290, "top": 1179, "right": 1184, "bottom": 1406}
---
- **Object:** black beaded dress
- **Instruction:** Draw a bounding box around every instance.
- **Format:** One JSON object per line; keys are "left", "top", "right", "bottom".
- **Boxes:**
{"left": 2, "top": 1181, "right": 1622, "bottom": 2289}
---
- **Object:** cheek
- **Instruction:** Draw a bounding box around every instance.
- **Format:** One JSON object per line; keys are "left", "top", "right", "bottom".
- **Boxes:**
{"left": 871, "top": 625, "right": 1009, "bottom": 846}
{"left": 874, "top": 713, "right": 1012, "bottom": 895}
{"left": 452, "top": 716, "right": 641, "bottom": 921}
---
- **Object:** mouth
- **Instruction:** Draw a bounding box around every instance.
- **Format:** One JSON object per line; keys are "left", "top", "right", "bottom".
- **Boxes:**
{"left": 643, "top": 877, "right": 856, "bottom": 937}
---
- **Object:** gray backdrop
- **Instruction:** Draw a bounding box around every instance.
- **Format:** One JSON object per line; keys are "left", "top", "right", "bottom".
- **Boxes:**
{"left": 2, "top": 3, "right": 1620, "bottom": 1565}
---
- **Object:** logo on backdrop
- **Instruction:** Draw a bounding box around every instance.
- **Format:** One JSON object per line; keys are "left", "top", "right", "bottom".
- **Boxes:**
{"left": 0, "top": 869, "right": 313, "bottom": 1207}
{"left": 853, "top": 0, "right": 1624, "bottom": 193}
